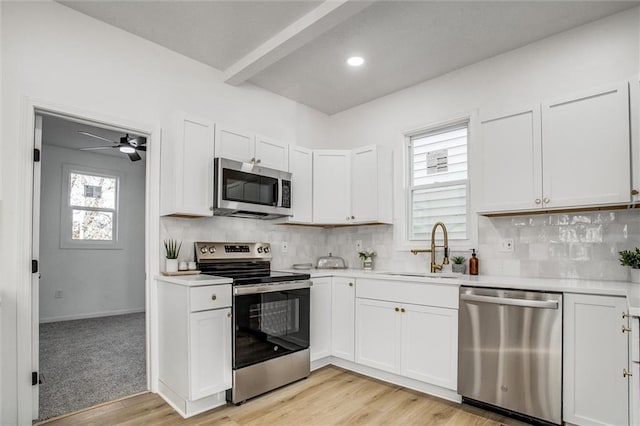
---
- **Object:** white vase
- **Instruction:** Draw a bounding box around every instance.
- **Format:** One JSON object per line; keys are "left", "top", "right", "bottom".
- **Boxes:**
{"left": 166, "top": 258, "right": 178, "bottom": 273}
{"left": 631, "top": 268, "right": 640, "bottom": 284}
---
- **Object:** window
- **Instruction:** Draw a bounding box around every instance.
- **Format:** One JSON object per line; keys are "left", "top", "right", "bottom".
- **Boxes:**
{"left": 408, "top": 121, "right": 468, "bottom": 242}
{"left": 61, "top": 164, "right": 121, "bottom": 249}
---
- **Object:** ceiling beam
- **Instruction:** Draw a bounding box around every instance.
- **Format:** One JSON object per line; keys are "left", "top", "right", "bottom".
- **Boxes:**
{"left": 223, "top": 0, "right": 375, "bottom": 86}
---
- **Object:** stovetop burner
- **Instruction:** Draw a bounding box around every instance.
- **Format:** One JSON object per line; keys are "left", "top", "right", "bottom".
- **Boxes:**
{"left": 194, "top": 242, "right": 310, "bottom": 285}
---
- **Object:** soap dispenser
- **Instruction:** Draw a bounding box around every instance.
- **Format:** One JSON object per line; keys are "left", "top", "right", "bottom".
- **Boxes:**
{"left": 469, "top": 249, "right": 479, "bottom": 275}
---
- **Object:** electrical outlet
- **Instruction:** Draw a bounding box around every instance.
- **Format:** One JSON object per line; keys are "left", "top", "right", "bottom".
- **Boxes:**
{"left": 282, "top": 242, "right": 288, "bottom": 253}
{"left": 54, "top": 290, "right": 63, "bottom": 299}
{"left": 499, "top": 238, "right": 514, "bottom": 253}
{"left": 355, "top": 240, "right": 363, "bottom": 251}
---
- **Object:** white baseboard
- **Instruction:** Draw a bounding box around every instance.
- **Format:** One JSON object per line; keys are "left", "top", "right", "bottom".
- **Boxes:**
{"left": 312, "top": 356, "right": 462, "bottom": 405}
{"left": 39, "top": 307, "right": 145, "bottom": 323}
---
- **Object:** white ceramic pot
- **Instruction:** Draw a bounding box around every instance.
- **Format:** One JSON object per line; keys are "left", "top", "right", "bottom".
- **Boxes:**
{"left": 631, "top": 268, "right": 640, "bottom": 284}
{"left": 166, "top": 258, "right": 178, "bottom": 273}
{"left": 362, "top": 259, "right": 374, "bottom": 270}
{"left": 452, "top": 263, "right": 466, "bottom": 274}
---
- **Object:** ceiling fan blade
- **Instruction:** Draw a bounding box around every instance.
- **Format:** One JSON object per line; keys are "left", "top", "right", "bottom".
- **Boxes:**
{"left": 127, "top": 151, "right": 142, "bottom": 162}
{"left": 78, "top": 131, "right": 116, "bottom": 144}
{"left": 80, "top": 146, "right": 117, "bottom": 150}
{"left": 135, "top": 145, "right": 146, "bottom": 152}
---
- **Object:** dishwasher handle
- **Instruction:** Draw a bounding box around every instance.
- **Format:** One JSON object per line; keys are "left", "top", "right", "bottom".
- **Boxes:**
{"left": 461, "top": 293, "right": 559, "bottom": 309}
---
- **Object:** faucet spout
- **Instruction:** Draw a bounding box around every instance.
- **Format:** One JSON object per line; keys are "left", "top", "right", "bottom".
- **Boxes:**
{"left": 410, "top": 222, "right": 449, "bottom": 273}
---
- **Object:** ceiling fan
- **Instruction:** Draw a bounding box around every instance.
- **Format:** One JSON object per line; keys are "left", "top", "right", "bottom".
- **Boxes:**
{"left": 78, "top": 131, "right": 147, "bottom": 162}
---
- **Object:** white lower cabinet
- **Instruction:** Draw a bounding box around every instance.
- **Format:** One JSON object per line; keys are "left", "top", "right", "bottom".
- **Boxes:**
{"left": 310, "top": 277, "right": 332, "bottom": 361}
{"left": 158, "top": 280, "right": 232, "bottom": 417}
{"left": 331, "top": 277, "right": 355, "bottom": 361}
{"left": 355, "top": 278, "right": 458, "bottom": 391}
{"left": 400, "top": 304, "right": 457, "bottom": 390}
{"left": 563, "top": 293, "right": 629, "bottom": 426}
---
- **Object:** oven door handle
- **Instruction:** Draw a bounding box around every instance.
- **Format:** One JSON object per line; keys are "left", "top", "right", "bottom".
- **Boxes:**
{"left": 234, "top": 280, "right": 312, "bottom": 296}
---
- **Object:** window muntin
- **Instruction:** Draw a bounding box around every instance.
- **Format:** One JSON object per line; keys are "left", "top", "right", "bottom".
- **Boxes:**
{"left": 408, "top": 123, "right": 468, "bottom": 241}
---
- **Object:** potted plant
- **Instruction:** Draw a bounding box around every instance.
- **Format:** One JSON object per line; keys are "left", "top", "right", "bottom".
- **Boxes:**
{"left": 452, "top": 256, "right": 466, "bottom": 274}
{"left": 619, "top": 248, "right": 640, "bottom": 283}
{"left": 358, "top": 248, "right": 377, "bottom": 270}
{"left": 164, "top": 238, "right": 182, "bottom": 273}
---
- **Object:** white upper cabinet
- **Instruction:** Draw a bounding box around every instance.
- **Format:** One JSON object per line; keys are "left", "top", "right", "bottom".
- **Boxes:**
{"left": 161, "top": 113, "right": 215, "bottom": 217}
{"left": 313, "top": 150, "right": 351, "bottom": 224}
{"left": 478, "top": 81, "right": 631, "bottom": 214}
{"left": 255, "top": 134, "right": 289, "bottom": 171}
{"left": 216, "top": 125, "right": 289, "bottom": 171}
{"left": 477, "top": 105, "right": 542, "bottom": 213}
{"left": 351, "top": 145, "right": 393, "bottom": 224}
{"left": 542, "top": 82, "right": 630, "bottom": 208}
{"left": 287, "top": 145, "right": 313, "bottom": 223}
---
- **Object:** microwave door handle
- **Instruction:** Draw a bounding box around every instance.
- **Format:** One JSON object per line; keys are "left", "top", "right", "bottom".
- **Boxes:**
{"left": 277, "top": 179, "right": 282, "bottom": 208}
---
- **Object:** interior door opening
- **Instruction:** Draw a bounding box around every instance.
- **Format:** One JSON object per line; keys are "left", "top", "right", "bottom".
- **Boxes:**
{"left": 32, "top": 112, "right": 149, "bottom": 422}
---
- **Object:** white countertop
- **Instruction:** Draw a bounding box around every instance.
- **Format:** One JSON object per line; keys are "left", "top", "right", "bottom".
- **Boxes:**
{"left": 277, "top": 268, "right": 640, "bottom": 316}
{"left": 155, "top": 274, "right": 232, "bottom": 287}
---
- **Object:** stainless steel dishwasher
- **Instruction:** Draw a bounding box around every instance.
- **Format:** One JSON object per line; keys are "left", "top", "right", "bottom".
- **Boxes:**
{"left": 458, "top": 286, "right": 562, "bottom": 425}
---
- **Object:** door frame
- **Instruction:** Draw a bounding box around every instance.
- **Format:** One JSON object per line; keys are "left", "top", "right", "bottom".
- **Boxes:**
{"left": 17, "top": 97, "right": 161, "bottom": 423}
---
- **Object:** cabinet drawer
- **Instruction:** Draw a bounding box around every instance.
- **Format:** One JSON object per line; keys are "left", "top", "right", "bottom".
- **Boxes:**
{"left": 356, "top": 278, "right": 458, "bottom": 309}
{"left": 189, "top": 284, "right": 232, "bottom": 312}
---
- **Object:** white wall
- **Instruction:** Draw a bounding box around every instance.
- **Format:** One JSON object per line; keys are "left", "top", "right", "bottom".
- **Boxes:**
{"left": 39, "top": 144, "right": 145, "bottom": 322}
{"left": 325, "top": 7, "right": 640, "bottom": 275}
{"left": 0, "top": 2, "right": 330, "bottom": 423}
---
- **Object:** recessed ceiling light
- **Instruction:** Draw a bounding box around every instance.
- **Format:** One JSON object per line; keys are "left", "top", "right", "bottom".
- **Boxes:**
{"left": 119, "top": 146, "right": 136, "bottom": 154}
{"left": 347, "top": 56, "right": 365, "bottom": 67}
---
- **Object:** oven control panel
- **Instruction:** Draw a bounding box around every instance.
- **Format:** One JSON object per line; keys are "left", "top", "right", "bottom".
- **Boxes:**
{"left": 195, "top": 242, "right": 272, "bottom": 261}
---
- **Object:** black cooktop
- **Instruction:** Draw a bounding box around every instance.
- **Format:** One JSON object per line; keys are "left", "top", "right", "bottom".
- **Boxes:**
{"left": 196, "top": 260, "right": 309, "bottom": 285}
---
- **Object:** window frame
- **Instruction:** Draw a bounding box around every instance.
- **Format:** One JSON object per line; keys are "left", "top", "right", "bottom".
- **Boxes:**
{"left": 396, "top": 114, "right": 478, "bottom": 253}
{"left": 60, "top": 163, "right": 123, "bottom": 250}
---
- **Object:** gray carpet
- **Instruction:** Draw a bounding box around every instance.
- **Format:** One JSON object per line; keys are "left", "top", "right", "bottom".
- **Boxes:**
{"left": 37, "top": 312, "right": 146, "bottom": 421}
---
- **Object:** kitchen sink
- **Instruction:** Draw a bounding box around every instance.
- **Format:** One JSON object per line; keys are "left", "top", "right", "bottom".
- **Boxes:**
{"left": 376, "top": 271, "right": 463, "bottom": 279}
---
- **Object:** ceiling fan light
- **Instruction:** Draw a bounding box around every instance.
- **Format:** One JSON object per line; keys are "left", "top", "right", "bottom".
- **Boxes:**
{"left": 119, "top": 146, "right": 136, "bottom": 154}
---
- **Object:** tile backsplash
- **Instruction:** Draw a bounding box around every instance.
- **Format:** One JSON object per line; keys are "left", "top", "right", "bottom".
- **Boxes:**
{"left": 162, "top": 208, "right": 640, "bottom": 281}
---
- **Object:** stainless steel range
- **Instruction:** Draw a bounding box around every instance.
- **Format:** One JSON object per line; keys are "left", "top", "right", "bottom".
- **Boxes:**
{"left": 195, "top": 242, "right": 311, "bottom": 404}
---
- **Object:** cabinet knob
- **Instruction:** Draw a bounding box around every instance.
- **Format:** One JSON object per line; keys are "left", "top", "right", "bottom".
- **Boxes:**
{"left": 624, "top": 368, "right": 633, "bottom": 378}
{"left": 543, "top": 197, "right": 550, "bottom": 204}
{"left": 623, "top": 311, "right": 631, "bottom": 319}
{"left": 632, "top": 189, "right": 639, "bottom": 196}
{"left": 622, "top": 325, "right": 631, "bottom": 333}
{"left": 211, "top": 294, "right": 217, "bottom": 301}
{"left": 256, "top": 159, "right": 261, "bottom": 164}
{"left": 250, "top": 157, "right": 256, "bottom": 163}
{"left": 351, "top": 216, "right": 355, "bottom": 220}
{"left": 349, "top": 282, "right": 353, "bottom": 287}
{"left": 346, "top": 216, "right": 350, "bottom": 220}
{"left": 400, "top": 308, "right": 405, "bottom": 313}
{"left": 535, "top": 199, "right": 542, "bottom": 204}
{"left": 394, "top": 307, "right": 399, "bottom": 312}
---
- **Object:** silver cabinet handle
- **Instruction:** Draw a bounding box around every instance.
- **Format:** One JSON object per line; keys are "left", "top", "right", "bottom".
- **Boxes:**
{"left": 624, "top": 368, "right": 633, "bottom": 378}
{"left": 461, "top": 293, "right": 558, "bottom": 309}
{"left": 543, "top": 197, "right": 550, "bottom": 203}
{"left": 622, "top": 325, "right": 631, "bottom": 333}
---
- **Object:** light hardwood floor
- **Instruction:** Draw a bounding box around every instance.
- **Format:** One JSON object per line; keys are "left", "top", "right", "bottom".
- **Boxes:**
{"left": 37, "top": 366, "right": 529, "bottom": 425}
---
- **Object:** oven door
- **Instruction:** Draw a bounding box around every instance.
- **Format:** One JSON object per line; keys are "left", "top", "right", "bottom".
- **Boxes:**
{"left": 232, "top": 281, "right": 310, "bottom": 370}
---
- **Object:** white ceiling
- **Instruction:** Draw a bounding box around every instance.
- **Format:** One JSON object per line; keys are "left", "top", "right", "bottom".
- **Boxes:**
{"left": 59, "top": 1, "right": 639, "bottom": 115}
{"left": 42, "top": 114, "right": 146, "bottom": 163}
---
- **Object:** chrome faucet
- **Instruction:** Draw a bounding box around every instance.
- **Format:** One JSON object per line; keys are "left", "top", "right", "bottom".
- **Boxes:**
{"left": 410, "top": 221, "right": 450, "bottom": 273}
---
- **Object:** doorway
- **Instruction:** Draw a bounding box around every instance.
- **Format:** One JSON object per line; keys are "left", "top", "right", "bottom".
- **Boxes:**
{"left": 33, "top": 112, "right": 149, "bottom": 421}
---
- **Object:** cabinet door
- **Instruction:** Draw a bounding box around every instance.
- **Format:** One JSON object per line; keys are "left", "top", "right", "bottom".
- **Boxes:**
{"left": 351, "top": 145, "right": 393, "bottom": 224}
{"left": 215, "top": 125, "right": 254, "bottom": 163}
{"left": 563, "top": 294, "right": 629, "bottom": 426}
{"left": 310, "top": 277, "right": 332, "bottom": 361}
{"left": 355, "top": 298, "right": 401, "bottom": 374}
{"left": 313, "top": 150, "right": 351, "bottom": 224}
{"left": 331, "top": 277, "right": 355, "bottom": 361}
{"left": 189, "top": 308, "right": 232, "bottom": 400}
{"left": 477, "top": 105, "right": 542, "bottom": 213}
{"left": 629, "top": 78, "right": 640, "bottom": 203}
{"left": 542, "top": 83, "right": 630, "bottom": 209}
{"left": 255, "top": 135, "right": 288, "bottom": 171}
{"left": 401, "top": 304, "right": 457, "bottom": 390}
{"left": 161, "top": 114, "right": 215, "bottom": 216}
{"left": 288, "top": 145, "right": 313, "bottom": 223}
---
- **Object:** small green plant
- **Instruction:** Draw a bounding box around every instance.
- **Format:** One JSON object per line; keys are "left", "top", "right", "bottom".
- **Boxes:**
{"left": 452, "top": 256, "right": 466, "bottom": 265}
{"left": 619, "top": 248, "right": 640, "bottom": 269}
{"left": 164, "top": 239, "right": 182, "bottom": 259}
{"left": 358, "top": 249, "right": 376, "bottom": 260}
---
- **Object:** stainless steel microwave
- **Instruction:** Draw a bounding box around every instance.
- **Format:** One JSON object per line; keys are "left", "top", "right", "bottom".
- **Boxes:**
{"left": 213, "top": 157, "right": 292, "bottom": 219}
